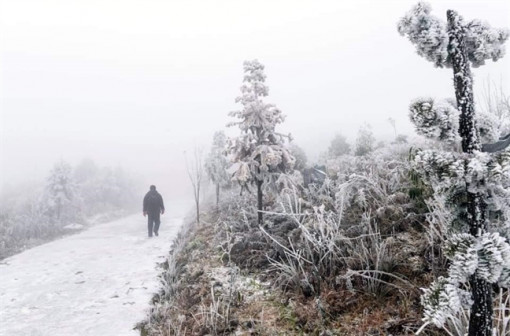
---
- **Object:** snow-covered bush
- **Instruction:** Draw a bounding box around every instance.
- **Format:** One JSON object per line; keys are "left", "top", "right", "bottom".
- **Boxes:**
{"left": 254, "top": 143, "right": 425, "bottom": 300}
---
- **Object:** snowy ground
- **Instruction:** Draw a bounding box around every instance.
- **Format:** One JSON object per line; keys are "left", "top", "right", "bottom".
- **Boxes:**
{"left": 0, "top": 213, "right": 183, "bottom": 336}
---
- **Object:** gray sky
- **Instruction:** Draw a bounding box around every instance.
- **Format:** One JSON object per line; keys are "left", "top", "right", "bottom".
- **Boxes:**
{"left": 1, "top": 0, "right": 509, "bottom": 200}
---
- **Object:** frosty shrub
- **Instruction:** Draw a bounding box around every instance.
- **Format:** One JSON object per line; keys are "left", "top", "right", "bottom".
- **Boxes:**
{"left": 259, "top": 144, "right": 424, "bottom": 301}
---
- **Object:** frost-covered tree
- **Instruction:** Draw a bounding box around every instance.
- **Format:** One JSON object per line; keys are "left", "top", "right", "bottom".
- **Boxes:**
{"left": 354, "top": 123, "right": 375, "bottom": 156}
{"left": 205, "top": 131, "right": 230, "bottom": 207}
{"left": 328, "top": 133, "right": 351, "bottom": 158}
{"left": 399, "top": 3, "right": 509, "bottom": 335}
{"left": 227, "top": 60, "right": 295, "bottom": 224}
{"left": 44, "top": 160, "right": 76, "bottom": 221}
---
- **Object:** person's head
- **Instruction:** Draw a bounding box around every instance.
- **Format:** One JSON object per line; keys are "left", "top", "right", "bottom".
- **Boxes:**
{"left": 150, "top": 185, "right": 156, "bottom": 191}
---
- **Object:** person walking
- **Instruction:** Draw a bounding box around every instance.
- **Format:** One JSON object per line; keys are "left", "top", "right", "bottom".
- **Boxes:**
{"left": 143, "top": 185, "right": 165, "bottom": 237}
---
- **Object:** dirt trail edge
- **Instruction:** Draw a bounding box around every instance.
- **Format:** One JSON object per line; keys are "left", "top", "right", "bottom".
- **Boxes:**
{"left": 0, "top": 214, "right": 183, "bottom": 336}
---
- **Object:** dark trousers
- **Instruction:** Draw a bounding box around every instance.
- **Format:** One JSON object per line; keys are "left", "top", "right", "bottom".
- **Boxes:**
{"left": 147, "top": 213, "right": 160, "bottom": 237}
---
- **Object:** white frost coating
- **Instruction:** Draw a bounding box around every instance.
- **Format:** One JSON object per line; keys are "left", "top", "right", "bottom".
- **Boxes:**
{"left": 422, "top": 232, "right": 510, "bottom": 327}
{"left": 0, "top": 214, "right": 183, "bottom": 336}
{"left": 465, "top": 19, "right": 510, "bottom": 68}
{"left": 444, "top": 232, "right": 510, "bottom": 284}
{"left": 409, "top": 97, "right": 504, "bottom": 146}
{"left": 397, "top": 2, "right": 449, "bottom": 67}
{"left": 44, "top": 161, "right": 77, "bottom": 219}
{"left": 398, "top": 2, "right": 508, "bottom": 68}
{"left": 227, "top": 60, "right": 295, "bottom": 189}
{"left": 444, "top": 233, "right": 478, "bottom": 284}
{"left": 420, "top": 276, "right": 472, "bottom": 327}
{"left": 205, "top": 131, "right": 231, "bottom": 187}
{"left": 401, "top": 2, "right": 510, "bottom": 332}
{"left": 409, "top": 97, "right": 461, "bottom": 143}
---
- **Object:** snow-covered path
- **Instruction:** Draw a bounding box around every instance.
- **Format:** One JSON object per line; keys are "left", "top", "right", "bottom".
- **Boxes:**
{"left": 0, "top": 214, "right": 183, "bottom": 336}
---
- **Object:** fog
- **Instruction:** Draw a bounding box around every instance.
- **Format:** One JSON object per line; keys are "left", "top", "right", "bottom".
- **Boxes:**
{"left": 1, "top": 0, "right": 509, "bottom": 204}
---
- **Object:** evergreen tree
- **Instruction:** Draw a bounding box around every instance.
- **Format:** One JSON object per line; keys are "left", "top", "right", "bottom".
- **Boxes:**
{"left": 44, "top": 160, "right": 75, "bottom": 221}
{"left": 205, "top": 131, "right": 230, "bottom": 207}
{"left": 227, "top": 60, "right": 295, "bottom": 224}
{"left": 399, "top": 3, "right": 509, "bottom": 335}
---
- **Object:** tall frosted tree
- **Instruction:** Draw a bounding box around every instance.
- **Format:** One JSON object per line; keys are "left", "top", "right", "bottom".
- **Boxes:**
{"left": 45, "top": 160, "right": 75, "bottom": 221}
{"left": 227, "top": 60, "right": 295, "bottom": 224}
{"left": 205, "top": 131, "right": 230, "bottom": 207}
{"left": 399, "top": 3, "right": 509, "bottom": 335}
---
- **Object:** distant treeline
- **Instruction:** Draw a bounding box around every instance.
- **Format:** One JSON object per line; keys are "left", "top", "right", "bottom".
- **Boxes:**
{"left": 0, "top": 159, "right": 139, "bottom": 259}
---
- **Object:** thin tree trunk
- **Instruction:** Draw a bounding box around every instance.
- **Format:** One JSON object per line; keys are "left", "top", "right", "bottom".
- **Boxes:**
{"left": 216, "top": 183, "right": 220, "bottom": 209}
{"left": 196, "top": 199, "right": 200, "bottom": 224}
{"left": 447, "top": 10, "right": 492, "bottom": 336}
{"left": 257, "top": 180, "right": 263, "bottom": 225}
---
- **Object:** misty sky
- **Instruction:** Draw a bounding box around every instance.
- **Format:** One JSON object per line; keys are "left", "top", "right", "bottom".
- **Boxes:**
{"left": 1, "top": 0, "right": 509, "bottom": 201}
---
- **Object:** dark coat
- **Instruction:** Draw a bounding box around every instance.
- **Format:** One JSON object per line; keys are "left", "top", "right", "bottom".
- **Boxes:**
{"left": 143, "top": 190, "right": 165, "bottom": 215}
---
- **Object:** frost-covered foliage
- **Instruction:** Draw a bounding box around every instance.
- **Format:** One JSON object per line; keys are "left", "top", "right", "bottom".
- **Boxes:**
{"left": 420, "top": 277, "right": 472, "bottom": 328}
{"left": 409, "top": 97, "right": 502, "bottom": 145}
{"left": 421, "top": 232, "right": 510, "bottom": 330}
{"left": 205, "top": 131, "right": 230, "bottom": 186}
{"left": 409, "top": 98, "right": 461, "bottom": 144}
{"left": 354, "top": 123, "right": 375, "bottom": 156}
{"left": 205, "top": 131, "right": 231, "bottom": 206}
{"left": 411, "top": 117, "right": 510, "bottom": 332}
{"left": 44, "top": 161, "right": 77, "bottom": 221}
{"left": 398, "top": 2, "right": 509, "bottom": 68}
{"left": 263, "top": 144, "right": 421, "bottom": 294}
{"left": 227, "top": 60, "right": 295, "bottom": 188}
{"left": 400, "top": 3, "right": 510, "bottom": 333}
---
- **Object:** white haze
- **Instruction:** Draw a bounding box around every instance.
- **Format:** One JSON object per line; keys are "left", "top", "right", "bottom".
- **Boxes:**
{"left": 1, "top": 0, "right": 509, "bottom": 203}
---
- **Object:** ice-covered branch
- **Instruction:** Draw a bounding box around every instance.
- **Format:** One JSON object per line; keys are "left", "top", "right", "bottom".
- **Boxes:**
{"left": 398, "top": 2, "right": 508, "bottom": 68}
